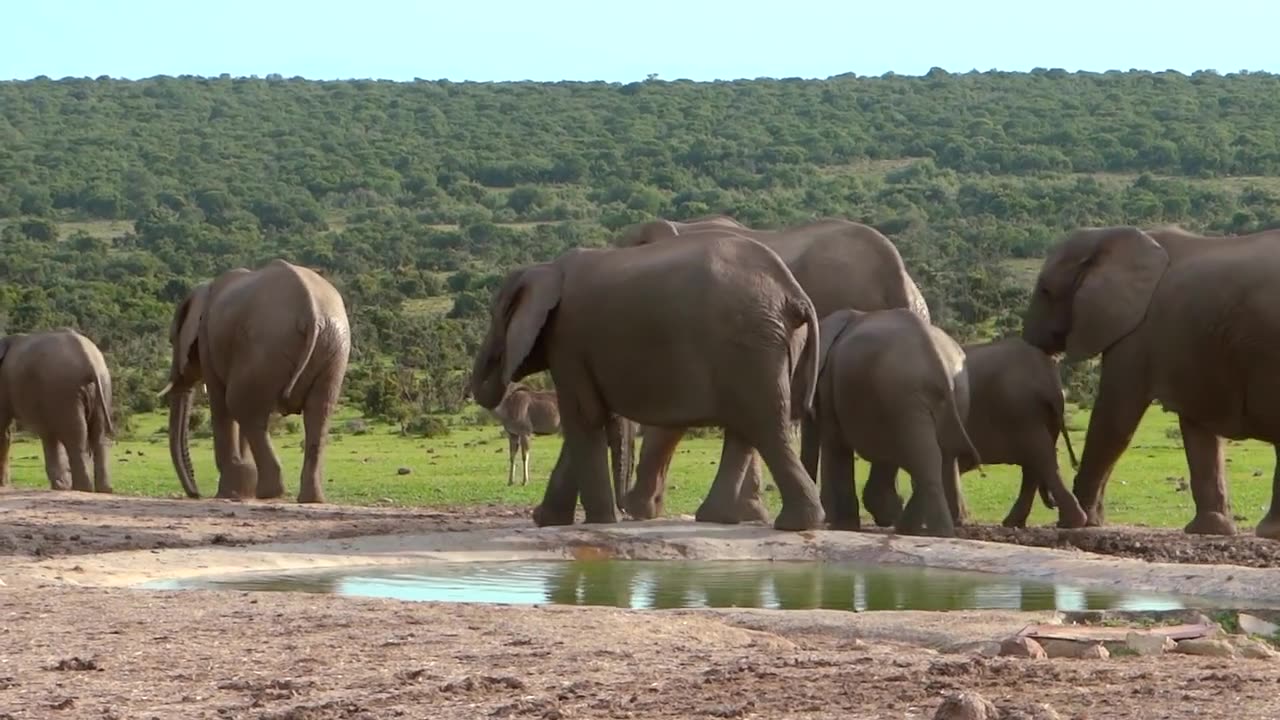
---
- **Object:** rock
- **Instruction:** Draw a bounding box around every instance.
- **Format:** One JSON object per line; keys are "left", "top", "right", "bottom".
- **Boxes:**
{"left": 1036, "top": 638, "right": 1110, "bottom": 659}
{"left": 1174, "top": 638, "right": 1236, "bottom": 658}
{"left": 942, "top": 640, "right": 1001, "bottom": 657}
{"left": 1125, "top": 631, "right": 1176, "bottom": 656}
{"left": 1232, "top": 637, "right": 1279, "bottom": 660}
{"left": 934, "top": 691, "right": 998, "bottom": 720}
{"left": 396, "top": 467, "right": 411, "bottom": 475}
{"left": 1000, "top": 703, "right": 1062, "bottom": 720}
{"left": 1239, "top": 613, "right": 1280, "bottom": 638}
{"left": 999, "top": 636, "right": 1047, "bottom": 659}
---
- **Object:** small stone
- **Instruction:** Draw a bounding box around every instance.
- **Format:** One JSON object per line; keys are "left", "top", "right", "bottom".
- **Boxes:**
{"left": 1174, "top": 638, "right": 1236, "bottom": 658}
{"left": 999, "top": 636, "right": 1047, "bottom": 659}
{"left": 1036, "top": 638, "right": 1110, "bottom": 659}
{"left": 396, "top": 467, "right": 411, "bottom": 475}
{"left": 1239, "top": 613, "right": 1280, "bottom": 638}
{"left": 934, "top": 691, "right": 998, "bottom": 720}
{"left": 1125, "top": 631, "right": 1176, "bottom": 656}
{"left": 1233, "top": 638, "right": 1279, "bottom": 660}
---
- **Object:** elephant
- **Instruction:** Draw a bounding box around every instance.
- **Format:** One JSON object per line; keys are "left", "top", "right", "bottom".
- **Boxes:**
{"left": 615, "top": 215, "right": 931, "bottom": 523}
{"left": 1022, "top": 224, "right": 1280, "bottom": 539}
{"left": 0, "top": 328, "right": 114, "bottom": 493}
{"left": 159, "top": 258, "right": 351, "bottom": 504}
{"left": 469, "top": 230, "right": 825, "bottom": 531}
{"left": 859, "top": 337, "right": 1088, "bottom": 529}
{"left": 491, "top": 382, "right": 637, "bottom": 508}
{"left": 799, "top": 308, "right": 980, "bottom": 537}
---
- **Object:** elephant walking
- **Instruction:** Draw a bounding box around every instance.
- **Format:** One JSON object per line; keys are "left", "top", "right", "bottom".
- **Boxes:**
{"left": 1022, "top": 225, "right": 1280, "bottom": 539}
{"left": 490, "top": 383, "right": 637, "bottom": 504}
{"left": 615, "top": 215, "right": 930, "bottom": 523}
{"left": 0, "top": 328, "right": 114, "bottom": 493}
{"left": 799, "top": 308, "right": 980, "bottom": 537}
{"left": 860, "top": 337, "right": 1088, "bottom": 529}
{"left": 160, "top": 259, "right": 351, "bottom": 504}
{"left": 469, "top": 231, "right": 824, "bottom": 531}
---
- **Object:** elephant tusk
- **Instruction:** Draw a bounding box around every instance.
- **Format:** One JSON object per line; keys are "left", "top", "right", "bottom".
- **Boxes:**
{"left": 155, "top": 381, "right": 174, "bottom": 398}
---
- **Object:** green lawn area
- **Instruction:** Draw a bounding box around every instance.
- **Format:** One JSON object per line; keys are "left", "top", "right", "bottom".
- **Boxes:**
{"left": 6, "top": 404, "right": 1276, "bottom": 531}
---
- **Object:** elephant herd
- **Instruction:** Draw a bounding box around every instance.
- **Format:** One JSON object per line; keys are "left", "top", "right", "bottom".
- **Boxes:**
{"left": 469, "top": 215, "right": 1280, "bottom": 541}
{"left": 0, "top": 259, "right": 351, "bottom": 504}
{"left": 4, "top": 216, "right": 1280, "bottom": 542}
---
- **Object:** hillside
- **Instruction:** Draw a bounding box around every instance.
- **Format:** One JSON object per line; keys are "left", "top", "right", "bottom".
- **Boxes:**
{"left": 3, "top": 70, "right": 1280, "bottom": 428}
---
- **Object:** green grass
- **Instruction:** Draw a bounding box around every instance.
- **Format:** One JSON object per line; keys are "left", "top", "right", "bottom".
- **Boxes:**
{"left": 6, "top": 404, "right": 1276, "bottom": 530}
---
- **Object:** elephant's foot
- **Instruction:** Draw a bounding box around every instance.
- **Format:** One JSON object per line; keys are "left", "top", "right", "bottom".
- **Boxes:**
{"left": 296, "top": 484, "right": 325, "bottom": 504}
{"left": 863, "top": 494, "right": 902, "bottom": 528}
{"left": 694, "top": 500, "right": 742, "bottom": 525}
{"left": 1055, "top": 502, "right": 1089, "bottom": 529}
{"left": 735, "top": 496, "right": 771, "bottom": 524}
{"left": 826, "top": 514, "right": 861, "bottom": 532}
{"left": 1254, "top": 512, "right": 1280, "bottom": 540}
{"left": 623, "top": 490, "right": 662, "bottom": 520}
{"left": 71, "top": 478, "right": 94, "bottom": 492}
{"left": 1183, "top": 511, "right": 1237, "bottom": 536}
{"left": 1000, "top": 514, "right": 1027, "bottom": 529}
{"left": 216, "top": 462, "right": 258, "bottom": 499}
{"left": 582, "top": 506, "right": 620, "bottom": 524}
{"left": 532, "top": 502, "right": 576, "bottom": 527}
{"left": 94, "top": 483, "right": 114, "bottom": 494}
{"left": 772, "top": 500, "right": 824, "bottom": 531}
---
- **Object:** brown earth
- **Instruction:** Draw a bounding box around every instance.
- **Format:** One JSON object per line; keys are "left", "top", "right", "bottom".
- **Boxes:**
{"left": 4, "top": 490, "right": 1280, "bottom": 719}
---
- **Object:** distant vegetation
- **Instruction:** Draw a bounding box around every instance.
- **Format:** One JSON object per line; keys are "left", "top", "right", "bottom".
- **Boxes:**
{"left": 4, "top": 69, "right": 1280, "bottom": 432}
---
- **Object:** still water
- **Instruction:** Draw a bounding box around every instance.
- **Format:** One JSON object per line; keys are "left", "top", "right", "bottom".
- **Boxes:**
{"left": 141, "top": 559, "right": 1212, "bottom": 612}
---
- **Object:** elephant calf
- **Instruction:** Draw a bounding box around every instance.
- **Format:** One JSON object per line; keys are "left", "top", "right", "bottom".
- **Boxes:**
{"left": 0, "top": 328, "right": 114, "bottom": 493}
{"left": 860, "top": 337, "right": 1089, "bottom": 529}
{"left": 800, "top": 308, "right": 980, "bottom": 537}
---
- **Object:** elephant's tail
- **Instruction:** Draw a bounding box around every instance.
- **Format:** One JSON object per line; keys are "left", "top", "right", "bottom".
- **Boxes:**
{"left": 788, "top": 295, "right": 821, "bottom": 421}
{"left": 1061, "top": 423, "right": 1079, "bottom": 471}
{"left": 947, "top": 385, "right": 985, "bottom": 478}
{"left": 93, "top": 373, "right": 114, "bottom": 439}
{"left": 281, "top": 316, "right": 320, "bottom": 408}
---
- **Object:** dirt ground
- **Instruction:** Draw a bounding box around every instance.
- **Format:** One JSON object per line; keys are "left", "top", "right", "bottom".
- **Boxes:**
{"left": 4, "top": 490, "right": 1280, "bottom": 719}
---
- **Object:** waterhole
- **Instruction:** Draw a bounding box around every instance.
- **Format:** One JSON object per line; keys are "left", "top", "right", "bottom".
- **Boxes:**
{"left": 141, "top": 559, "right": 1226, "bottom": 612}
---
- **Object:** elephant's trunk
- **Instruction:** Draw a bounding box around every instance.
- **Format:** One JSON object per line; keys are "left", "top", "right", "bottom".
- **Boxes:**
{"left": 168, "top": 388, "right": 199, "bottom": 498}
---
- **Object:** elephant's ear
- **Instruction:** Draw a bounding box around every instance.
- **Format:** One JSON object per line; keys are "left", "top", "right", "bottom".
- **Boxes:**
{"left": 173, "top": 284, "right": 211, "bottom": 377}
{"left": 1067, "top": 227, "right": 1169, "bottom": 360}
{"left": 500, "top": 265, "right": 562, "bottom": 385}
{"left": 0, "top": 336, "right": 9, "bottom": 367}
{"left": 816, "top": 310, "right": 858, "bottom": 380}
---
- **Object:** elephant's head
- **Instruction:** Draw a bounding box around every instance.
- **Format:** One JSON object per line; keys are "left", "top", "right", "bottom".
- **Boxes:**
{"left": 615, "top": 219, "right": 681, "bottom": 247}
{"left": 469, "top": 264, "right": 562, "bottom": 410}
{"left": 1022, "top": 226, "right": 1169, "bottom": 362}
{"left": 158, "top": 281, "right": 212, "bottom": 499}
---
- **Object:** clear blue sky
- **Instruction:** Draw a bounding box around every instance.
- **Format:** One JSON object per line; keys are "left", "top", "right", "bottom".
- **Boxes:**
{"left": 5, "top": 0, "right": 1278, "bottom": 82}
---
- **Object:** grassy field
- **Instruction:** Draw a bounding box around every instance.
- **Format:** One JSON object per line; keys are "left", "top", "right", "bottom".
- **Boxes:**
{"left": 6, "top": 403, "right": 1276, "bottom": 530}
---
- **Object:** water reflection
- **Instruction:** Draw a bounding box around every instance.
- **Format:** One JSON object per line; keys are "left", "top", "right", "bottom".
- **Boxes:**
{"left": 144, "top": 559, "right": 1198, "bottom": 613}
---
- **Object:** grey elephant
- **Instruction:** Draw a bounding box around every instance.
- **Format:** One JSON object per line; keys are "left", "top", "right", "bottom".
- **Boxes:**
{"left": 616, "top": 215, "right": 931, "bottom": 523}
{"left": 159, "top": 259, "right": 351, "bottom": 504}
{"left": 0, "top": 328, "right": 114, "bottom": 493}
{"left": 491, "top": 383, "right": 636, "bottom": 505}
{"left": 1023, "top": 224, "right": 1280, "bottom": 539}
{"left": 800, "top": 308, "right": 980, "bottom": 537}
{"left": 469, "top": 230, "right": 825, "bottom": 531}
{"left": 860, "top": 337, "right": 1088, "bottom": 529}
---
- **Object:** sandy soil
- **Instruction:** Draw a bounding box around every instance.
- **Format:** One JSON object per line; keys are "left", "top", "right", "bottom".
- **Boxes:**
{"left": 4, "top": 490, "right": 1280, "bottom": 719}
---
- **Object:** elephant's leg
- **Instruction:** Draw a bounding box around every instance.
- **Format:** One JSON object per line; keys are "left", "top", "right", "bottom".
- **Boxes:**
{"left": 1179, "top": 415, "right": 1236, "bottom": 536}
{"left": 242, "top": 416, "right": 284, "bottom": 500}
{"left": 60, "top": 412, "right": 93, "bottom": 494}
{"left": 506, "top": 433, "right": 518, "bottom": 486}
{"left": 87, "top": 406, "right": 112, "bottom": 494}
{"left": 606, "top": 416, "right": 634, "bottom": 514}
{"left": 818, "top": 432, "right": 858, "bottom": 530}
{"left": 41, "top": 435, "right": 70, "bottom": 491}
{"left": 297, "top": 381, "right": 340, "bottom": 503}
{"left": 549, "top": 420, "right": 616, "bottom": 525}
{"left": 895, "top": 431, "right": 955, "bottom": 538}
{"left": 733, "top": 452, "right": 772, "bottom": 523}
{"left": 1070, "top": 353, "right": 1151, "bottom": 526}
{"left": 520, "top": 434, "right": 531, "bottom": 487}
{"left": 1255, "top": 446, "right": 1280, "bottom": 539}
{"left": 0, "top": 412, "right": 12, "bottom": 487}
{"left": 209, "top": 384, "right": 255, "bottom": 499}
{"left": 533, "top": 444, "right": 577, "bottom": 526}
{"left": 1019, "top": 449, "right": 1087, "bottom": 529}
{"left": 752, "top": 425, "right": 824, "bottom": 532}
{"left": 624, "top": 426, "right": 684, "bottom": 520}
{"left": 694, "top": 432, "right": 754, "bottom": 525}
{"left": 862, "top": 463, "right": 903, "bottom": 527}
{"left": 940, "top": 454, "right": 968, "bottom": 526}
{"left": 1002, "top": 466, "right": 1039, "bottom": 528}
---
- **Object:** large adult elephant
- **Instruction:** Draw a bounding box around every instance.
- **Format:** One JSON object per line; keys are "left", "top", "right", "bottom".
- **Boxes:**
{"left": 468, "top": 230, "right": 825, "bottom": 531}
{"left": 0, "top": 328, "right": 114, "bottom": 493}
{"left": 615, "top": 215, "right": 930, "bottom": 523}
{"left": 159, "top": 259, "right": 351, "bottom": 504}
{"left": 1022, "top": 225, "right": 1280, "bottom": 539}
